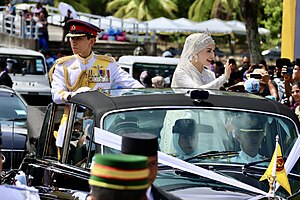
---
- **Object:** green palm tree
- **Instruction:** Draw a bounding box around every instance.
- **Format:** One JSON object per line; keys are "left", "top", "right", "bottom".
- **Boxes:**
{"left": 106, "top": 0, "right": 178, "bottom": 21}
{"left": 188, "top": 0, "right": 240, "bottom": 22}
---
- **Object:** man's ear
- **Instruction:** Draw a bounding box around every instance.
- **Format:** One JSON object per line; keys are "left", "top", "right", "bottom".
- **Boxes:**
{"left": 90, "top": 38, "right": 96, "bottom": 46}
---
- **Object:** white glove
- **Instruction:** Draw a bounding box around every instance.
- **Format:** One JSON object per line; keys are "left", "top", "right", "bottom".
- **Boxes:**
{"left": 71, "top": 87, "right": 91, "bottom": 97}
{"left": 72, "top": 191, "right": 90, "bottom": 200}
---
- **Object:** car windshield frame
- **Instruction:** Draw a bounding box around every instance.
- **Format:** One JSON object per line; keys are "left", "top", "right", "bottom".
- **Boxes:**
{"left": 100, "top": 106, "right": 298, "bottom": 168}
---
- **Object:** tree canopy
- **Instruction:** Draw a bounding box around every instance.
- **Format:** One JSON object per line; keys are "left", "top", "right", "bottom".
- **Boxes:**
{"left": 106, "top": 0, "right": 178, "bottom": 21}
{"left": 52, "top": 0, "right": 282, "bottom": 54}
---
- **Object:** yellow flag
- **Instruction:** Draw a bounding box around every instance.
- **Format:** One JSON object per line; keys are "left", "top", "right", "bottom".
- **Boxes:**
{"left": 260, "top": 143, "right": 292, "bottom": 196}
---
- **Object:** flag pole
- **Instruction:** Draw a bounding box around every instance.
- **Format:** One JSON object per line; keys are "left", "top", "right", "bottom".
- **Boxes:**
{"left": 268, "top": 135, "right": 279, "bottom": 196}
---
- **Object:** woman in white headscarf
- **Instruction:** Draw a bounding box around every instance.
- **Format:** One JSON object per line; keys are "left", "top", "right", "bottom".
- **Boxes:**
{"left": 172, "top": 132, "right": 199, "bottom": 159}
{"left": 171, "top": 31, "right": 232, "bottom": 89}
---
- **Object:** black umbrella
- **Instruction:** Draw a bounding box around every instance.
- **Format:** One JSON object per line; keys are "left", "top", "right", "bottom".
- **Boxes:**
{"left": 11, "top": 0, "right": 54, "bottom": 6}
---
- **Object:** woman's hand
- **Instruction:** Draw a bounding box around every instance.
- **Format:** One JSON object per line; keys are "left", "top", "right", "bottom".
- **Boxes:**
{"left": 224, "top": 60, "right": 232, "bottom": 80}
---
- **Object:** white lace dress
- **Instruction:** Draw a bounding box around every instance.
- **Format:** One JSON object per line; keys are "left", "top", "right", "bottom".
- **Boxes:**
{"left": 171, "top": 62, "right": 227, "bottom": 89}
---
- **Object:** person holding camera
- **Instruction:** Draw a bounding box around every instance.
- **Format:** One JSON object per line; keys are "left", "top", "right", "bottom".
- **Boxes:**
{"left": 223, "top": 58, "right": 243, "bottom": 88}
{"left": 245, "top": 68, "right": 278, "bottom": 99}
{"left": 171, "top": 31, "right": 231, "bottom": 89}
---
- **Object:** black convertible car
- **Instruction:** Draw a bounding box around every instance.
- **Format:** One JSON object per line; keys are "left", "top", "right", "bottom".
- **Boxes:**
{"left": 11, "top": 88, "right": 300, "bottom": 199}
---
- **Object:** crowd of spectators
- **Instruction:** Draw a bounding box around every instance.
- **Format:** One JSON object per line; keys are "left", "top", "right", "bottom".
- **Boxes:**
{"left": 5, "top": 1, "right": 49, "bottom": 53}
{"left": 137, "top": 51, "right": 300, "bottom": 124}
{"left": 210, "top": 56, "right": 300, "bottom": 120}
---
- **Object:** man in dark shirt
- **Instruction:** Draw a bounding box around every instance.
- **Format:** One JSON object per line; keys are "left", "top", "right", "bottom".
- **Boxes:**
{"left": 61, "top": 9, "right": 73, "bottom": 47}
{"left": 0, "top": 59, "right": 13, "bottom": 88}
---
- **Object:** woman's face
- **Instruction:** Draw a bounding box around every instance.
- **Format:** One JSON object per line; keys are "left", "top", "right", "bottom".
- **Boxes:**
{"left": 196, "top": 44, "right": 215, "bottom": 66}
{"left": 293, "top": 65, "right": 300, "bottom": 81}
{"left": 291, "top": 85, "right": 300, "bottom": 103}
{"left": 179, "top": 133, "right": 198, "bottom": 154}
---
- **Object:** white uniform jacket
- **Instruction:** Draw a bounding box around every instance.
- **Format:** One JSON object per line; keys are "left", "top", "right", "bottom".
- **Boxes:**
{"left": 230, "top": 150, "right": 265, "bottom": 163}
{"left": 50, "top": 52, "right": 143, "bottom": 104}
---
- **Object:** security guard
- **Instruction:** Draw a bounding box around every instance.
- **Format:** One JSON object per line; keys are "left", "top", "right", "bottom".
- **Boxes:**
{"left": 50, "top": 19, "right": 143, "bottom": 155}
{"left": 88, "top": 154, "right": 149, "bottom": 200}
{"left": 121, "top": 133, "right": 182, "bottom": 200}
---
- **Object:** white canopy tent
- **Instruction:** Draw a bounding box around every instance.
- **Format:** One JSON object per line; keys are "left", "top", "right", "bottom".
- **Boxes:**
{"left": 225, "top": 20, "right": 270, "bottom": 35}
{"left": 122, "top": 18, "right": 147, "bottom": 33}
{"left": 258, "top": 27, "right": 271, "bottom": 35}
{"left": 45, "top": 5, "right": 270, "bottom": 36}
{"left": 172, "top": 18, "right": 201, "bottom": 32}
{"left": 195, "top": 18, "right": 233, "bottom": 34}
{"left": 225, "top": 20, "right": 245, "bottom": 35}
{"left": 143, "top": 17, "right": 179, "bottom": 33}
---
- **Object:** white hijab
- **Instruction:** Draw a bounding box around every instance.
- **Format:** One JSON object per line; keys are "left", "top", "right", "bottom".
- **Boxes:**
{"left": 171, "top": 31, "right": 228, "bottom": 89}
{"left": 178, "top": 31, "right": 215, "bottom": 68}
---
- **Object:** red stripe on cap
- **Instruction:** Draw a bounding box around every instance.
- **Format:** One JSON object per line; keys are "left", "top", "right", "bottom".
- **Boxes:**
{"left": 70, "top": 24, "right": 97, "bottom": 37}
{"left": 93, "top": 163, "right": 145, "bottom": 171}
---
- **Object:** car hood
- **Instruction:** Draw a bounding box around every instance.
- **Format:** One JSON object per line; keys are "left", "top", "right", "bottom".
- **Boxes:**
{"left": 1, "top": 126, "right": 27, "bottom": 150}
{"left": 170, "top": 187, "right": 253, "bottom": 200}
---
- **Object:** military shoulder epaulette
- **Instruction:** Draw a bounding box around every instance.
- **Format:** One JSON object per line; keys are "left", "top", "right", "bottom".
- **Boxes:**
{"left": 48, "top": 64, "right": 56, "bottom": 83}
{"left": 55, "top": 55, "right": 75, "bottom": 65}
{"left": 95, "top": 54, "right": 115, "bottom": 63}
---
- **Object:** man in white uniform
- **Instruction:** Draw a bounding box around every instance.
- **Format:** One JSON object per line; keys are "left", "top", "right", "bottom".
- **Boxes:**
{"left": 230, "top": 128, "right": 266, "bottom": 163}
{"left": 49, "top": 19, "right": 143, "bottom": 157}
{"left": 229, "top": 114, "right": 267, "bottom": 163}
{"left": 50, "top": 19, "right": 143, "bottom": 104}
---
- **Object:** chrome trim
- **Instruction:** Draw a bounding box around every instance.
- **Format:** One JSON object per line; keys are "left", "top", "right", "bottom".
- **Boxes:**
{"left": 2, "top": 154, "right": 6, "bottom": 163}
{"left": 1, "top": 149, "right": 26, "bottom": 152}
{"left": 61, "top": 104, "right": 77, "bottom": 164}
